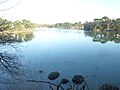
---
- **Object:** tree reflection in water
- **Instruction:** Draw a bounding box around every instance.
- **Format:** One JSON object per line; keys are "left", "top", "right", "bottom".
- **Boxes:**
{"left": 0, "top": 52, "right": 23, "bottom": 84}
{"left": 0, "top": 31, "right": 34, "bottom": 43}
{"left": 84, "top": 30, "right": 120, "bottom": 44}
{"left": 0, "top": 31, "right": 34, "bottom": 89}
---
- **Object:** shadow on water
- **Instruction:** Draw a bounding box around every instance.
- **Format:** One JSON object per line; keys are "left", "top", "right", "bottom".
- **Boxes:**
{"left": 0, "top": 31, "right": 34, "bottom": 90}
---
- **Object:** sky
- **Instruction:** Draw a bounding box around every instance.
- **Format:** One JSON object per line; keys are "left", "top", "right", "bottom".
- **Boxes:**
{"left": 0, "top": 0, "right": 120, "bottom": 24}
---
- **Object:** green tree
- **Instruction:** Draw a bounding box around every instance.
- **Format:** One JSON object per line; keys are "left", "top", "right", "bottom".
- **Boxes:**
{"left": 114, "top": 18, "right": 120, "bottom": 30}
{"left": 0, "top": 18, "right": 12, "bottom": 31}
{"left": 83, "top": 22, "right": 95, "bottom": 31}
{"left": 12, "top": 20, "right": 24, "bottom": 30}
{"left": 22, "top": 19, "right": 33, "bottom": 29}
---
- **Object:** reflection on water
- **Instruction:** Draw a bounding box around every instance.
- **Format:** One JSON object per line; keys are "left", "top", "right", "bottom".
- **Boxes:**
{"left": 0, "top": 29, "right": 120, "bottom": 90}
{"left": 0, "top": 51, "right": 25, "bottom": 90}
{"left": 0, "top": 31, "right": 34, "bottom": 90}
{"left": 84, "top": 30, "right": 120, "bottom": 44}
{"left": 0, "top": 31, "right": 34, "bottom": 44}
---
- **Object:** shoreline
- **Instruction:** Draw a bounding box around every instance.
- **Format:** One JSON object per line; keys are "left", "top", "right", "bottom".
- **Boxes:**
{"left": 3, "top": 29, "right": 34, "bottom": 34}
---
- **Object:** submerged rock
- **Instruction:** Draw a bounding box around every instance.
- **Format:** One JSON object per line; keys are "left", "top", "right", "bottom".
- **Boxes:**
{"left": 99, "top": 84, "right": 119, "bottom": 90}
{"left": 72, "top": 75, "right": 84, "bottom": 85}
{"left": 61, "top": 78, "right": 69, "bottom": 84}
{"left": 48, "top": 71, "right": 60, "bottom": 80}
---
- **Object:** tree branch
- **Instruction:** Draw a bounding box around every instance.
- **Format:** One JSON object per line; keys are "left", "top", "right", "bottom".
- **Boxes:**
{"left": 0, "top": 0, "right": 23, "bottom": 11}
{"left": 27, "top": 80, "right": 64, "bottom": 90}
{"left": 0, "top": 0, "right": 9, "bottom": 4}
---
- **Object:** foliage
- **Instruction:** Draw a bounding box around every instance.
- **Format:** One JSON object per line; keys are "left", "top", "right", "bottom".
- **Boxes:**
{"left": 0, "top": 18, "right": 34, "bottom": 31}
{"left": 49, "top": 22, "right": 83, "bottom": 30}
{"left": 0, "top": 18, "right": 12, "bottom": 31}
{"left": 83, "top": 16, "right": 120, "bottom": 31}
{"left": 49, "top": 16, "right": 120, "bottom": 32}
{"left": 22, "top": 19, "right": 34, "bottom": 28}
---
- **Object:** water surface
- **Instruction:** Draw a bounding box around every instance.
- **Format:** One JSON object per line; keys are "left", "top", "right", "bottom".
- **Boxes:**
{"left": 1, "top": 28, "right": 120, "bottom": 90}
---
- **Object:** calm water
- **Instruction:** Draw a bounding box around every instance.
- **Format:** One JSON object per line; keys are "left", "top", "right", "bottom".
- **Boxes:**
{"left": 0, "top": 28, "right": 120, "bottom": 90}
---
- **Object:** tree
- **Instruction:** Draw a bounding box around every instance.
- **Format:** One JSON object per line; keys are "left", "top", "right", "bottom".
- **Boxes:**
{"left": 22, "top": 19, "right": 33, "bottom": 29}
{"left": 0, "top": 18, "right": 12, "bottom": 31}
{"left": 12, "top": 20, "right": 24, "bottom": 30}
{"left": 102, "top": 16, "right": 109, "bottom": 22}
{"left": 83, "top": 22, "right": 95, "bottom": 31}
{"left": 101, "top": 16, "right": 111, "bottom": 30}
{"left": 114, "top": 18, "right": 120, "bottom": 30}
{"left": 0, "top": 0, "right": 25, "bottom": 31}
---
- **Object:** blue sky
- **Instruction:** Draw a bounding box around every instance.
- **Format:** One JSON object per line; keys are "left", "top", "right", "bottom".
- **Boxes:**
{"left": 0, "top": 0, "right": 120, "bottom": 24}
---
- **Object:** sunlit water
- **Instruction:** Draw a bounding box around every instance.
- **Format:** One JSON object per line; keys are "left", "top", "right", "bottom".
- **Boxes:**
{"left": 1, "top": 28, "right": 120, "bottom": 90}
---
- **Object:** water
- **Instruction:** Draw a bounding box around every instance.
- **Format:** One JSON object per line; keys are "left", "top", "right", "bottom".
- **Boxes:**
{"left": 0, "top": 28, "right": 120, "bottom": 90}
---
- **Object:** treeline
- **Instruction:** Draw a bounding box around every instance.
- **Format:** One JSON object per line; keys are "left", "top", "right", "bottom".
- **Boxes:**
{"left": 0, "top": 18, "right": 34, "bottom": 31}
{"left": 84, "top": 16, "right": 120, "bottom": 31}
{"left": 49, "top": 16, "right": 120, "bottom": 31}
{"left": 34, "top": 23, "right": 49, "bottom": 28}
{"left": 49, "top": 22, "right": 83, "bottom": 30}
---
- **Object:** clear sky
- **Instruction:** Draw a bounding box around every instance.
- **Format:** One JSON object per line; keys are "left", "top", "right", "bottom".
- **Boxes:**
{"left": 0, "top": 0, "right": 120, "bottom": 24}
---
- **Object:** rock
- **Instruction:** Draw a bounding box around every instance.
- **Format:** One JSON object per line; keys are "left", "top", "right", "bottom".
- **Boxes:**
{"left": 39, "top": 70, "right": 43, "bottom": 73}
{"left": 48, "top": 71, "right": 60, "bottom": 80}
{"left": 72, "top": 75, "right": 84, "bottom": 85}
{"left": 61, "top": 78, "right": 69, "bottom": 84}
{"left": 99, "top": 84, "right": 119, "bottom": 90}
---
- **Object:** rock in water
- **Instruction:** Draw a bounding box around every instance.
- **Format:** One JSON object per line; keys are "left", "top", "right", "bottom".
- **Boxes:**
{"left": 72, "top": 75, "right": 84, "bottom": 85}
{"left": 61, "top": 78, "right": 69, "bottom": 84}
{"left": 48, "top": 71, "right": 60, "bottom": 80}
{"left": 99, "top": 84, "right": 119, "bottom": 90}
